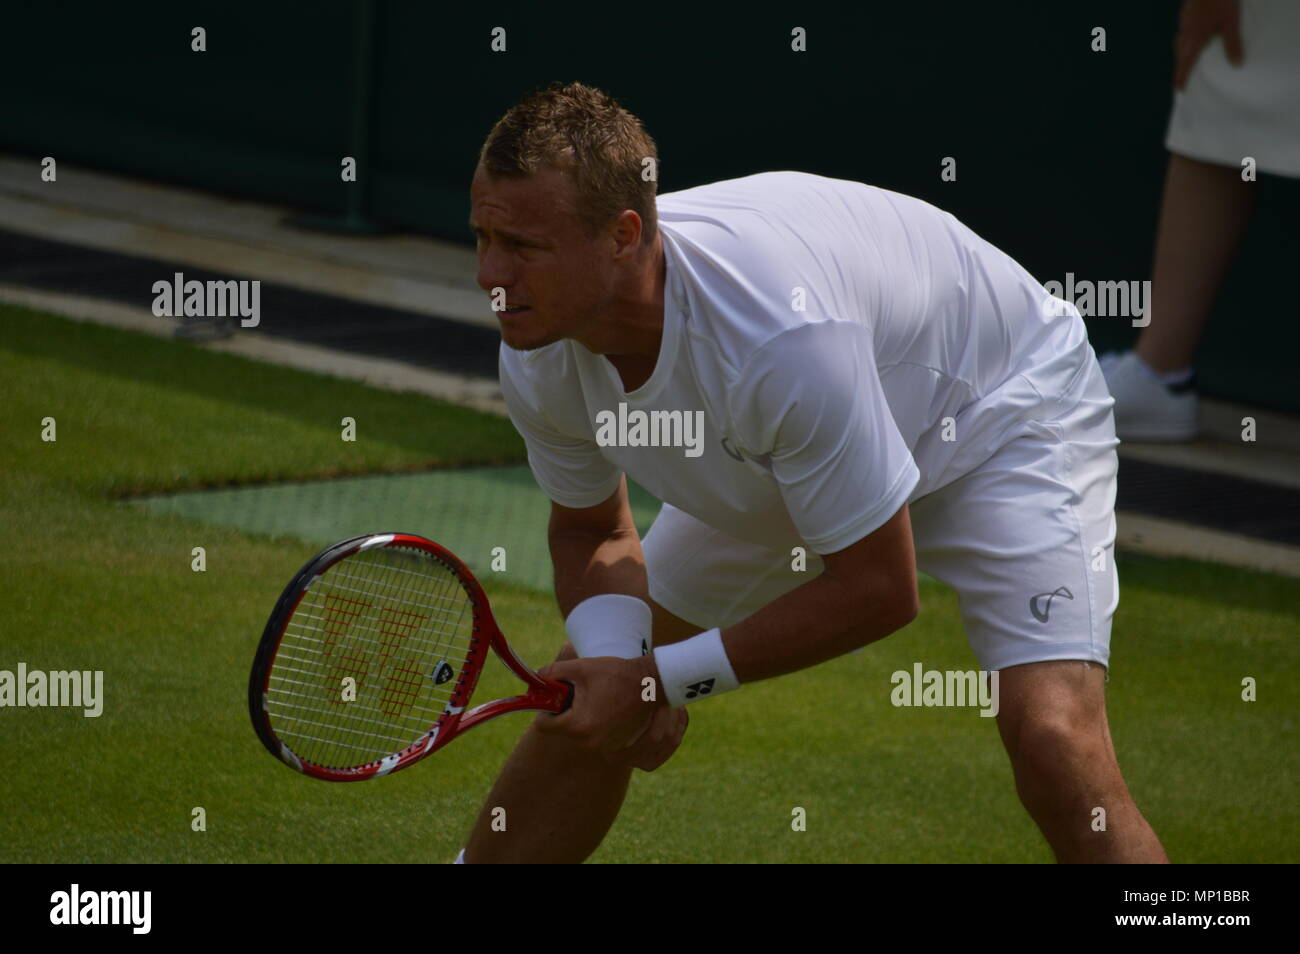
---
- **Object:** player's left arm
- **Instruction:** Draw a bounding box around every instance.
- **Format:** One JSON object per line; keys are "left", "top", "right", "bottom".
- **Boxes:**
{"left": 707, "top": 501, "right": 918, "bottom": 685}
{"left": 686, "top": 318, "right": 921, "bottom": 683}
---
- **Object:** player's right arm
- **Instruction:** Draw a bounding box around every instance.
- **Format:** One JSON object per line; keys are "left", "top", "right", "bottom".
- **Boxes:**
{"left": 500, "top": 349, "right": 684, "bottom": 767}
{"left": 497, "top": 346, "right": 652, "bottom": 643}
{"left": 547, "top": 475, "right": 651, "bottom": 618}
{"left": 543, "top": 481, "right": 688, "bottom": 770}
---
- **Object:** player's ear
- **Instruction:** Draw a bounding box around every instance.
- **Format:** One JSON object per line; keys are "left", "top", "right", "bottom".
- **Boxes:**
{"left": 609, "top": 209, "right": 643, "bottom": 259}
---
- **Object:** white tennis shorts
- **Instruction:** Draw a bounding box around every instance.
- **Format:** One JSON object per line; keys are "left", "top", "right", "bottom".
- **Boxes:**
{"left": 643, "top": 352, "right": 1120, "bottom": 672}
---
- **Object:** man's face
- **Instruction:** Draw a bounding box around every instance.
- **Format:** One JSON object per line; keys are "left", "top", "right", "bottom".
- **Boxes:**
{"left": 470, "top": 164, "right": 611, "bottom": 351}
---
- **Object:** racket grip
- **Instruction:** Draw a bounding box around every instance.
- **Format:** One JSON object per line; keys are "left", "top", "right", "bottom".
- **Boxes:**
{"left": 556, "top": 679, "right": 575, "bottom": 714}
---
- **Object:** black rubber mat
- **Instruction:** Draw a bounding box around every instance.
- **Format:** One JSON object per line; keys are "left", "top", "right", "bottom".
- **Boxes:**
{"left": 0, "top": 227, "right": 501, "bottom": 379}
{"left": 1116, "top": 456, "right": 1300, "bottom": 547}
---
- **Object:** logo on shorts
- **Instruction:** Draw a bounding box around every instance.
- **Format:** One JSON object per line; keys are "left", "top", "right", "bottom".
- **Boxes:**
{"left": 1030, "top": 586, "right": 1074, "bottom": 623}
{"left": 685, "top": 679, "right": 716, "bottom": 699}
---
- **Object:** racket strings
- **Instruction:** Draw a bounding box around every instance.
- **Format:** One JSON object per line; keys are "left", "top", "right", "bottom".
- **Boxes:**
{"left": 265, "top": 544, "right": 477, "bottom": 769}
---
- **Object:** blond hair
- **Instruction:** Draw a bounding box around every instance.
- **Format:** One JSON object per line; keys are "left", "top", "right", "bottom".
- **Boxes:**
{"left": 478, "top": 81, "right": 659, "bottom": 246}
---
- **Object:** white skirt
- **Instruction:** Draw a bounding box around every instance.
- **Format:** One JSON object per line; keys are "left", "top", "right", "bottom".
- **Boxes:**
{"left": 1165, "top": 0, "right": 1300, "bottom": 177}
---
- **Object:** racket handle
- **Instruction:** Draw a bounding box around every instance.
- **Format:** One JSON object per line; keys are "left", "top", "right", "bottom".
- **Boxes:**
{"left": 556, "top": 679, "right": 575, "bottom": 714}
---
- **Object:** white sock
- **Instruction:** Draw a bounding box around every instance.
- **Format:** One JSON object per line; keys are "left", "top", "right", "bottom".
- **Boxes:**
{"left": 1135, "top": 353, "right": 1193, "bottom": 387}
{"left": 454, "top": 849, "right": 466, "bottom": 864}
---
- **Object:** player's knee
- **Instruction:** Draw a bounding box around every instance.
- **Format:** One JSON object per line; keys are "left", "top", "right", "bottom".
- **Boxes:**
{"left": 525, "top": 704, "right": 633, "bottom": 769}
{"left": 1007, "top": 717, "right": 1107, "bottom": 809}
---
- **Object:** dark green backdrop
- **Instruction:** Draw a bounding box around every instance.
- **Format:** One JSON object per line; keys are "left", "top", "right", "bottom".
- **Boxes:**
{"left": 4, "top": 1, "right": 1296, "bottom": 410}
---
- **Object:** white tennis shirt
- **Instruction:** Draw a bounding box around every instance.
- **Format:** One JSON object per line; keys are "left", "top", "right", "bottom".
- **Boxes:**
{"left": 499, "top": 171, "right": 1091, "bottom": 555}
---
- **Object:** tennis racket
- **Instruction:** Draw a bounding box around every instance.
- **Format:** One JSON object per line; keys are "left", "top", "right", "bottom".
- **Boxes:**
{"left": 248, "top": 532, "right": 572, "bottom": 781}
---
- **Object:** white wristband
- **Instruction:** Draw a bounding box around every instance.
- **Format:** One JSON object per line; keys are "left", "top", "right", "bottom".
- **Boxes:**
{"left": 653, "top": 628, "right": 740, "bottom": 707}
{"left": 564, "top": 594, "right": 652, "bottom": 659}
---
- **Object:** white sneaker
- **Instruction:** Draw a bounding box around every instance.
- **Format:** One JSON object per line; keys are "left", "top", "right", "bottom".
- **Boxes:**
{"left": 1099, "top": 350, "right": 1199, "bottom": 442}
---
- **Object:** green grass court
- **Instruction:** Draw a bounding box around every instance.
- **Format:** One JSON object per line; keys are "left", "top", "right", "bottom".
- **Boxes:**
{"left": 2, "top": 303, "right": 1297, "bottom": 863}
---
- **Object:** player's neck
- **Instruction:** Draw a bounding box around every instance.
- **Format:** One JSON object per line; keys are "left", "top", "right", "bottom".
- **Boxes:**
{"left": 606, "top": 352, "right": 659, "bottom": 393}
{"left": 581, "top": 234, "right": 667, "bottom": 393}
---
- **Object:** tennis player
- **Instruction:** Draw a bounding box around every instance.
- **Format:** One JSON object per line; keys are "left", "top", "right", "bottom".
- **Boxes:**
{"left": 461, "top": 82, "right": 1168, "bottom": 864}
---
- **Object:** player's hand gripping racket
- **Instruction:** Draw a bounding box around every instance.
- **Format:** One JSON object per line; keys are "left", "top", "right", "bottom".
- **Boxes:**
{"left": 248, "top": 532, "right": 572, "bottom": 781}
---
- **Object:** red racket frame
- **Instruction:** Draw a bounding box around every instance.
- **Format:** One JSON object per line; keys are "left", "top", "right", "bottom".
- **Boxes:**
{"left": 248, "top": 532, "right": 572, "bottom": 781}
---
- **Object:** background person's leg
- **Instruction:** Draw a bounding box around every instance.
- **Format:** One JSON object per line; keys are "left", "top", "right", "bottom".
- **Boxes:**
{"left": 1101, "top": 154, "right": 1258, "bottom": 441}
{"left": 1138, "top": 153, "right": 1258, "bottom": 375}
